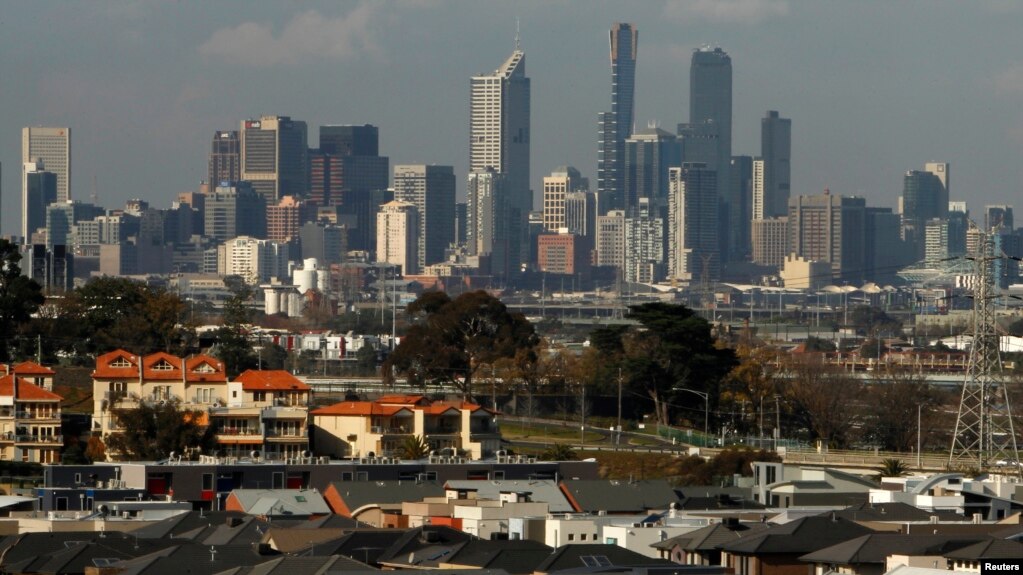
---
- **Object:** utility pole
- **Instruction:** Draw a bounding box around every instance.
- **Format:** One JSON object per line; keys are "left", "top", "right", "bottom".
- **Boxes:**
{"left": 616, "top": 368, "right": 623, "bottom": 451}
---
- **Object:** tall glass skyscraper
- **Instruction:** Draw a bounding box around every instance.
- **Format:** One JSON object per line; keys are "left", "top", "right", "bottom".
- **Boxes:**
{"left": 597, "top": 23, "right": 638, "bottom": 213}
{"left": 470, "top": 47, "right": 530, "bottom": 273}
{"left": 689, "top": 47, "right": 732, "bottom": 262}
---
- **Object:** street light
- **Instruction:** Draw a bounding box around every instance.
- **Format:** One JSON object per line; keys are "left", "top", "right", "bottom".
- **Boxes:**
{"left": 673, "top": 387, "right": 709, "bottom": 446}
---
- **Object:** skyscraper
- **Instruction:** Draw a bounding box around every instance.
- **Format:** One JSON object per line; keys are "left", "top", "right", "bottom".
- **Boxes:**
{"left": 788, "top": 191, "right": 867, "bottom": 283}
{"left": 901, "top": 168, "right": 948, "bottom": 259}
{"left": 467, "top": 168, "right": 513, "bottom": 278}
{"left": 240, "top": 116, "right": 308, "bottom": 203}
{"left": 393, "top": 165, "right": 455, "bottom": 268}
{"left": 668, "top": 164, "right": 719, "bottom": 282}
{"left": 22, "top": 127, "right": 71, "bottom": 202}
{"left": 470, "top": 47, "right": 530, "bottom": 268}
{"left": 623, "top": 128, "right": 682, "bottom": 211}
{"left": 204, "top": 182, "right": 267, "bottom": 241}
{"left": 689, "top": 47, "right": 732, "bottom": 262}
{"left": 208, "top": 131, "right": 240, "bottom": 186}
{"left": 761, "top": 111, "right": 792, "bottom": 219}
{"left": 542, "top": 166, "right": 588, "bottom": 232}
{"left": 729, "top": 155, "right": 754, "bottom": 260}
{"left": 320, "top": 125, "right": 379, "bottom": 156}
{"left": 22, "top": 160, "right": 57, "bottom": 243}
{"left": 597, "top": 23, "right": 638, "bottom": 212}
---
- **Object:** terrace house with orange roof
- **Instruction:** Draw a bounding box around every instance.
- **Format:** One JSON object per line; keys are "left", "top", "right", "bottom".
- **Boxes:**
{"left": 91, "top": 350, "right": 229, "bottom": 447}
{"left": 210, "top": 369, "right": 311, "bottom": 460}
{"left": 1, "top": 361, "right": 56, "bottom": 391}
{"left": 311, "top": 395, "right": 501, "bottom": 460}
{"left": 0, "top": 372, "right": 63, "bottom": 463}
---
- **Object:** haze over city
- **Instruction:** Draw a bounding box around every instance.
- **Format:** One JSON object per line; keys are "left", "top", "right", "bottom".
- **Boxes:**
{"left": 4, "top": 1, "right": 1023, "bottom": 236}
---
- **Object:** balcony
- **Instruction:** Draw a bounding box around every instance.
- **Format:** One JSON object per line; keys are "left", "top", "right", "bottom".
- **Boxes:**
{"left": 423, "top": 425, "right": 460, "bottom": 436}
{"left": 14, "top": 434, "right": 62, "bottom": 444}
{"left": 215, "top": 427, "right": 262, "bottom": 439}
{"left": 370, "top": 426, "right": 413, "bottom": 436}
{"left": 265, "top": 428, "right": 309, "bottom": 442}
{"left": 15, "top": 411, "right": 60, "bottom": 423}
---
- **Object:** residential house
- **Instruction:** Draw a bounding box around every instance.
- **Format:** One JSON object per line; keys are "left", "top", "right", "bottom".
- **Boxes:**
{"left": 944, "top": 539, "right": 1023, "bottom": 572}
{"left": 1, "top": 361, "right": 56, "bottom": 390}
{"left": 654, "top": 519, "right": 771, "bottom": 565}
{"left": 532, "top": 543, "right": 674, "bottom": 575}
{"left": 800, "top": 534, "right": 988, "bottom": 575}
{"left": 719, "top": 515, "right": 875, "bottom": 575}
{"left": 91, "top": 350, "right": 228, "bottom": 445}
{"left": 560, "top": 479, "right": 684, "bottom": 514}
{"left": 211, "top": 369, "right": 311, "bottom": 460}
{"left": 310, "top": 394, "right": 501, "bottom": 459}
{"left": 223, "top": 488, "right": 330, "bottom": 518}
{"left": 0, "top": 374, "right": 63, "bottom": 463}
{"left": 323, "top": 480, "right": 446, "bottom": 526}
{"left": 871, "top": 473, "right": 1023, "bottom": 521}
{"left": 752, "top": 462, "right": 876, "bottom": 508}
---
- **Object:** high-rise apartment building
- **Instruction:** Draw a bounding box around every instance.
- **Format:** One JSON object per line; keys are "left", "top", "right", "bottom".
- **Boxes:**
{"left": 393, "top": 165, "right": 455, "bottom": 269}
{"left": 595, "top": 210, "right": 626, "bottom": 268}
{"left": 668, "top": 164, "right": 719, "bottom": 282}
{"left": 542, "top": 166, "right": 588, "bottom": 232}
{"left": 266, "top": 196, "right": 316, "bottom": 242}
{"left": 470, "top": 48, "right": 530, "bottom": 268}
{"left": 624, "top": 198, "right": 665, "bottom": 284}
{"left": 208, "top": 131, "right": 240, "bottom": 186}
{"left": 240, "top": 116, "right": 308, "bottom": 203}
{"left": 376, "top": 201, "right": 419, "bottom": 276}
{"left": 22, "top": 127, "right": 71, "bottom": 203}
{"left": 218, "top": 236, "right": 289, "bottom": 285}
{"left": 22, "top": 161, "right": 57, "bottom": 243}
{"left": 788, "top": 191, "right": 866, "bottom": 283}
{"left": 597, "top": 23, "right": 637, "bottom": 212}
{"left": 565, "top": 191, "right": 597, "bottom": 239}
{"left": 690, "top": 48, "right": 731, "bottom": 261}
{"left": 467, "top": 168, "right": 513, "bottom": 277}
{"left": 729, "top": 155, "right": 754, "bottom": 260}
{"left": 761, "top": 111, "right": 792, "bottom": 219}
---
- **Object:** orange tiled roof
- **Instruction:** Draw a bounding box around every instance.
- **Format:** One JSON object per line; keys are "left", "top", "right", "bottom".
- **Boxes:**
{"left": 185, "top": 355, "right": 227, "bottom": 383}
{"left": 420, "top": 404, "right": 462, "bottom": 415}
{"left": 0, "top": 375, "right": 62, "bottom": 401}
{"left": 311, "top": 402, "right": 412, "bottom": 417}
{"left": 11, "top": 361, "right": 55, "bottom": 376}
{"left": 376, "top": 394, "right": 427, "bottom": 405}
{"left": 141, "top": 352, "right": 185, "bottom": 381}
{"left": 92, "top": 349, "right": 141, "bottom": 379}
{"left": 235, "top": 370, "right": 310, "bottom": 391}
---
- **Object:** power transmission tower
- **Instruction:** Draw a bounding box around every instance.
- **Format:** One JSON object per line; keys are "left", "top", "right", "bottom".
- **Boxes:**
{"left": 949, "top": 228, "right": 1020, "bottom": 475}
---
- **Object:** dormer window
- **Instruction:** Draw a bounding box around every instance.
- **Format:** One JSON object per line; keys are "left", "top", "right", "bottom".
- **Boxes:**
{"left": 110, "top": 357, "right": 132, "bottom": 368}
{"left": 193, "top": 363, "right": 216, "bottom": 374}
{"left": 152, "top": 360, "right": 174, "bottom": 371}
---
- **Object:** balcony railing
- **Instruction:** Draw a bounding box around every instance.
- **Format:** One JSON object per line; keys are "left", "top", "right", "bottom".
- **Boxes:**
{"left": 423, "top": 426, "right": 460, "bottom": 435}
{"left": 215, "top": 427, "right": 261, "bottom": 436}
{"left": 15, "top": 411, "right": 60, "bottom": 421}
{"left": 370, "top": 426, "right": 412, "bottom": 435}
{"left": 14, "top": 435, "right": 62, "bottom": 444}
{"left": 265, "top": 428, "right": 308, "bottom": 439}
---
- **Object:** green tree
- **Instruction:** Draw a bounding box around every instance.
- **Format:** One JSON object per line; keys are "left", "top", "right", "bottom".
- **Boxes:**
{"left": 355, "top": 344, "right": 378, "bottom": 376}
{"left": 0, "top": 240, "right": 44, "bottom": 361}
{"left": 105, "top": 399, "right": 214, "bottom": 461}
{"left": 384, "top": 291, "right": 538, "bottom": 399}
{"left": 878, "top": 457, "right": 909, "bottom": 478}
{"left": 540, "top": 443, "right": 577, "bottom": 461}
{"left": 615, "top": 303, "right": 736, "bottom": 426}
{"left": 212, "top": 282, "right": 258, "bottom": 378}
{"left": 397, "top": 435, "right": 430, "bottom": 460}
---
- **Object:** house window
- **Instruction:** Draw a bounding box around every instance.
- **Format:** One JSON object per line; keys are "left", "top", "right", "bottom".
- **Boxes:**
{"left": 152, "top": 360, "right": 174, "bottom": 371}
{"left": 194, "top": 363, "right": 216, "bottom": 374}
{"left": 568, "top": 534, "right": 574, "bottom": 541}
{"left": 580, "top": 534, "right": 587, "bottom": 541}
{"left": 111, "top": 382, "right": 126, "bottom": 393}
{"left": 254, "top": 392, "right": 266, "bottom": 402}
{"left": 110, "top": 357, "right": 132, "bottom": 368}
{"left": 606, "top": 537, "right": 617, "bottom": 545}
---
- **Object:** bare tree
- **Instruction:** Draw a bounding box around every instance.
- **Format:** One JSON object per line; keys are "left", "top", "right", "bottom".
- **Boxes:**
{"left": 781, "top": 353, "right": 862, "bottom": 447}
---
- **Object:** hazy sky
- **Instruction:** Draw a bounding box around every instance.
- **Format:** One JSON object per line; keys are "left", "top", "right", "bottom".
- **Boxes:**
{"left": 4, "top": 1, "right": 1023, "bottom": 237}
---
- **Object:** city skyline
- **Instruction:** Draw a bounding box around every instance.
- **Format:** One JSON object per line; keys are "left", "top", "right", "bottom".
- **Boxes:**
{"left": 4, "top": 2, "right": 1023, "bottom": 238}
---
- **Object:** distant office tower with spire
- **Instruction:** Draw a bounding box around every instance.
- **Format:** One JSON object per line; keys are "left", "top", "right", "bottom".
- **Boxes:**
{"left": 689, "top": 47, "right": 731, "bottom": 263}
{"left": 208, "top": 131, "right": 240, "bottom": 186}
{"left": 470, "top": 42, "right": 530, "bottom": 273}
{"left": 22, "top": 127, "right": 71, "bottom": 203}
{"left": 597, "top": 22, "right": 637, "bottom": 212}
{"left": 240, "top": 116, "right": 309, "bottom": 203}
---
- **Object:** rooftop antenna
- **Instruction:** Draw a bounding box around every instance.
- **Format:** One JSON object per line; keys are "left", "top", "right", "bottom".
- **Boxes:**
{"left": 515, "top": 18, "right": 521, "bottom": 51}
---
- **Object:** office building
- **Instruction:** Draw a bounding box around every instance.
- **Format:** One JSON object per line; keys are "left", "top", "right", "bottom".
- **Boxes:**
{"left": 901, "top": 166, "right": 949, "bottom": 259}
{"left": 751, "top": 217, "right": 789, "bottom": 267}
{"left": 393, "top": 165, "right": 455, "bottom": 268}
{"left": 668, "top": 164, "right": 719, "bottom": 283}
{"left": 25, "top": 244, "right": 73, "bottom": 293}
{"left": 993, "top": 230, "right": 1023, "bottom": 288}
{"left": 454, "top": 202, "right": 468, "bottom": 246}
{"left": 22, "top": 127, "right": 70, "bottom": 202}
{"left": 208, "top": 131, "right": 240, "bottom": 186}
{"left": 376, "top": 201, "right": 419, "bottom": 276}
{"left": 730, "top": 156, "right": 754, "bottom": 260}
{"left": 266, "top": 196, "right": 316, "bottom": 242}
{"left": 623, "top": 128, "right": 682, "bottom": 211}
{"left": 22, "top": 160, "right": 57, "bottom": 243}
{"left": 597, "top": 22, "right": 638, "bottom": 212}
{"left": 45, "top": 202, "right": 103, "bottom": 250}
{"left": 985, "top": 205, "right": 1014, "bottom": 231}
{"left": 299, "top": 221, "right": 345, "bottom": 267}
{"left": 538, "top": 232, "right": 590, "bottom": 277}
{"left": 565, "top": 191, "right": 597, "bottom": 239}
{"left": 470, "top": 47, "right": 530, "bottom": 265}
{"left": 788, "top": 191, "right": 867, "bottom": 283}
{"left": 760, "top": 111, "right": 792, "bottom": 219}
{"left": 320, "top": 124, "right": 379, "bottom": 156}
{"left": 689, "top": 47, "right": 731, "bottom": 224}
{"left": 542, "top": 166, "right": 588, "bottom": 232}
{"left": 204, "top": 183, "right": 266, "bottom": 241}
{"left": 240, "top": 116, "right": 308, "bottom": 202}
{"left": 865, "top": 207, "right": 909, "bottom": 284}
